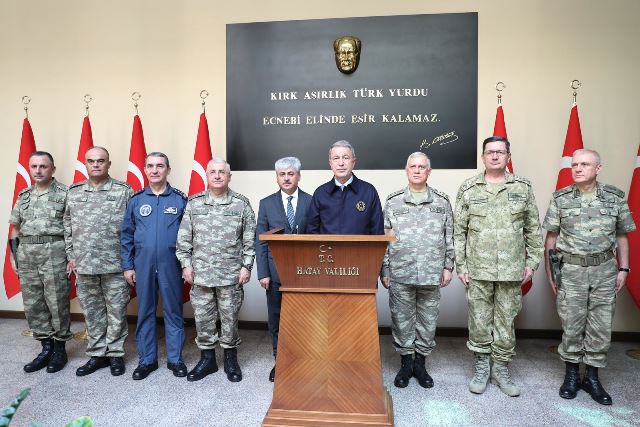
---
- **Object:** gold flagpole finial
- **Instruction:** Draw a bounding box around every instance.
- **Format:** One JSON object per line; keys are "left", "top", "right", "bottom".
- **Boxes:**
{"left": 200, "top": 90, "right": 209, "bottom": 113}
{"left": 131, "top": 91, "right": 142, "bottom": 115}
{"left": 83, "top": 94, "right": 92, "bottom": 117}
{"left": 571, "top": 80, "right": 581, "bottom": 105}
{"left": 495, "top": 82, "right": 506, "bottom": 106}
{"left": 22, "top": 95, "right": 31, "bottom": 118}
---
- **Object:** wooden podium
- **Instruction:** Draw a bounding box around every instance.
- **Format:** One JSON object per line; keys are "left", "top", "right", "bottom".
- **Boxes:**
{"left": 260, "top": 232, "right": 394, "bottom": 427}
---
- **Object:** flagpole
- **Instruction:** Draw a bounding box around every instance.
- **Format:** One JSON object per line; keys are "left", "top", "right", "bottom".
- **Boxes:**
{"left": 132, "top": 91, "right": 141, "bottom": 114}
{"left": 74, "top": 93, "right": 93, "bottom": 342}
{"left": 571, "top": 79, "right": 581, "bottom": 106}
{"left": 200, "top": 89, "right": 209, "bottom": 113}
{"left": 496, "top": 81, "right": 505, "bottom": 106}
{"left": 19, "top": 96, "right": 34, "bottom": 337}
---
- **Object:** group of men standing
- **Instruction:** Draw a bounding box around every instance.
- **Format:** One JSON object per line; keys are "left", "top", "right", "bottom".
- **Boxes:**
{"left": 8, "top": 137, "right": 635, "bottom": 405}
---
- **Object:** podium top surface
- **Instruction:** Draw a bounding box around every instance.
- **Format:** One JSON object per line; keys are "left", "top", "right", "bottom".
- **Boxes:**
{"left": 259, "top": 232, "right": 394, "bottom": 242}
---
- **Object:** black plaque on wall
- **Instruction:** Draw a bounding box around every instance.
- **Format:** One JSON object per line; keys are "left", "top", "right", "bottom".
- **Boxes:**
{"left": 227, "top": 13, "right": 477, "bottom": 170}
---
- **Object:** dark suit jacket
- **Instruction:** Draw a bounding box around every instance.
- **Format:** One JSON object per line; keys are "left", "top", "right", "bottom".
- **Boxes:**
{"left": 256, "top": 189, "right": 312, "bottom": 283}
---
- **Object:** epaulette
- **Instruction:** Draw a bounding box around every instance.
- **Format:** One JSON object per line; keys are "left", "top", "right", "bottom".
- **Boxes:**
{"left": 602, "top": 184, "right": 625, "bottom": 198}
{"left": 111, "top": 179, "right": 131, "bottom": 189}
{"left": 552, "top": 185, "right": 574, "bottom": 199}
{"left": 512, "top": 175, "right": 532, "bottom": 186}
{"left": 130, "top": 189, "right": 145, "bottom": 198}
{"left": 431, "top": 187, "right": 450, "bottom": 202}
{"left": 189, "top": 191, "right": 206, "bottom": 201}
{"left": 231, "top": 191, "right": 250, "bottom": 204}
{"left": 458, "top": 174, "right": 481, "bottom": 194}
{"left": 69, "top": 181, "right": 86, "bottom": 190}
{"left": 173, "top": 188, "right": 187, "bottom": 200}
{"left": 54, "top": 181, "right": 69, "bottom": 191}
{"left": 385, "top": 189, "right": 404, "bottom": 201}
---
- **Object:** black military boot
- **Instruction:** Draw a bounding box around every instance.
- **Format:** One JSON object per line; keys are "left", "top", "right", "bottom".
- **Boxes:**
{"left": 582, "top": 365, "right": 612, "bottom": 405}
{"left": 24, "top": 339, "right": 54, "bottom": 373}
{"left": 559, "top": 362, "right": 580, "bottom": 399}
{"left": 394, "top": 354, "right": 414, "bottom": 388}
{"left": 46, "top": 340, "right": 68, "bottom": 373}
{"left": 223, "top": 348, "right": 242, "bottom": 382}
{"left": 187, "top": 350, "right": 218, "bottom": 382}
{"left": 76, "top": 356, "right": 110, "bottom": 376}
{"left": 413, "top": 353, "right": 434, "bottom": 388}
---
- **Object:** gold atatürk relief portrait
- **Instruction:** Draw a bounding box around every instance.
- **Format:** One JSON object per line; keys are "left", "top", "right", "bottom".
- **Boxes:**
{"left": 333, "top": 36, "right": 361, "bottom": 74}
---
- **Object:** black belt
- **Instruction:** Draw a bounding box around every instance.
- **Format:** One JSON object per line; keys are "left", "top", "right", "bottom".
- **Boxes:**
{"left": 559, "top": 250, "right": 615, "bottom": 267}
{"left": 21, "top": 236, "right": 64, "bottom": 244}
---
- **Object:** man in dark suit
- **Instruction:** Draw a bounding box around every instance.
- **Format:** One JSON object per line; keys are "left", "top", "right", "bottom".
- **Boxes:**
{"left": 256, "top": 157, "right": 312, "bottom": 381}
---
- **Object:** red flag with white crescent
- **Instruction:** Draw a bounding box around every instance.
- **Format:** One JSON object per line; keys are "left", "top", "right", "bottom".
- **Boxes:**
{"left": 127, "top": 115, "right": 148, "bottom": 192}
{"left": 126, "top": 115, "right": 148, "bottom": 299}
{"left": 68, "top": 116, "right": 95, "bottom": 299}
{"left": 626, "top": 144, "right": 640, "bottom": 309}
{"left": 556, "top": 105, "right": 584, "bottom": 190}
{"left": 183, "top": 112, "right": 213, "bottom": 302}
{"left": 3, "top": 118, "right": 36, "bottom": 298}
{"left": 493, "top": 105, "right": 532, "bottom": 295}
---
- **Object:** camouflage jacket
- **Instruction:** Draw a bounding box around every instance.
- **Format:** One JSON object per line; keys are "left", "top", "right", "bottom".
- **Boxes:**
{"left": 382, "top": 186, "right": 454, "bottom": 286}
{"left": 176, "top": 189, "right": 256, "bottom": 288}
{"left": 9, "top": 179, "right": 67, "bottom": 237}
{"left": 454, "top": 172, "right": 543, "bottom": 281}
{"left": 542, "top": 182, "right": 636, "bottom": 255}
{"left": 64, "top": 177, "right": 133, "bottom": 274}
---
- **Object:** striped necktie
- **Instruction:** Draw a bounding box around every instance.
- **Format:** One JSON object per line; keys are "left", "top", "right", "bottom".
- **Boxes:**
{"left": 286, "top": 195, "right": 295, "bottom": 229}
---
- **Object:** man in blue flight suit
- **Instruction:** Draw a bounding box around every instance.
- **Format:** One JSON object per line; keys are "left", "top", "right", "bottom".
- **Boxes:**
{"left": 256, "top": 157, "right": 312, "bottom": 382}
{"left": 307, "top": 140, "right": 384, "bottom": 235}
{"left": 121, "top": 152, "right": 188, "bottom": 380}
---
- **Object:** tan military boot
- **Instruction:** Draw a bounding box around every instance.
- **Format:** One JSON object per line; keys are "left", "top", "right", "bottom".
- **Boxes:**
{"left": 491, "top": 360, "right": 521, "bottom": 397}
{"left": 469, "top": 353, "right": 490, "bottom": 394}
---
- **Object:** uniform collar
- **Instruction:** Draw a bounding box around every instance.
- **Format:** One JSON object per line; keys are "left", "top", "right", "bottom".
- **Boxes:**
{"left": 84, "top": 176, "right": 113, "bottom": 192}
{"left": 204, "top": 189, "right": 233, "bottom": 205}
{"left": 570, "top": 181, "right": 603, "bottom": 198}
{"left": 31, "top": 178, "right": 57, "bottom": 196}
{"left": 143, "top": 183, "right": 173, "bottom": 197}
{"left": 402, "top": 185, "right": 433, "bottom": 205}
{"left": 328, "top": 173, "right": 360, "bottom": 194}
{"left": 477, "top": 171, "right": 514, "bottom": 185}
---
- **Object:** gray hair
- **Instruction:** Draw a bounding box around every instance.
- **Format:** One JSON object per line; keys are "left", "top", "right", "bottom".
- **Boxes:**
{"left": 406, "top": 152, "right": 431, "bottom": 169}
{"left": 207, "top": 157, "right": 231, "bottom": 173}
{"left": 329, "top": 140, "right": 356, "bottom": 158}
{"left": 274, "top": 157, "right": 301, "bottom": 173}
{"left": 145, "top": 151, "right": 170, "bottom": 168}
{"left": 572, "top": 149, "right": 601, "bottom": 165}
{"left": 86, "top": 146, "right": 110, "bottom": 159}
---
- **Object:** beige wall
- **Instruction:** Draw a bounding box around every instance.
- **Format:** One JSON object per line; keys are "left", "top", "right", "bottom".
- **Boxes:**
{"left": 1, "top": 0, "right": 639, "bottom": 331}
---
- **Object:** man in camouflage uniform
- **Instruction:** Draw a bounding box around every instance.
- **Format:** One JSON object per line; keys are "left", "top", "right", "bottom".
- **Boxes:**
{"left": 543, "top": 149, "right": 635, "bottom": 405}
{"left": 177, "top": 157, "right": 256, "bottom": 382}
{"left": 381, "top": 152, "right": 454, "bottom": 389}
{"left": 454, "top": 136, "right": 543, "bottom": 397}
{"left": 64, "top": 146, "right": 133, "bottom": 377}
{"left": 9, "top": 151, "right": 72, "bottom": 373}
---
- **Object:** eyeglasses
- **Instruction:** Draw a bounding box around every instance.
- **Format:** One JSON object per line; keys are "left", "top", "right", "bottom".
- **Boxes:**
{"left": 483, "top": 150, "right": 508, "bottom": 157}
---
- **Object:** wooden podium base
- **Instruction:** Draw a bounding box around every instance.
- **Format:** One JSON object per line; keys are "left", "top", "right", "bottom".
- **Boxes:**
{"left": 263, "top": 389, "right": 394, "bottom": 426}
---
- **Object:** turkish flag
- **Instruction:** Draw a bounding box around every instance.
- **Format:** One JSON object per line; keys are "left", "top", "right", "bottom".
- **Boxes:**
{"left": 493, "top": 105, "right": 532, "bottom": 295}
{"left": 127, "top": 115, "right": 148, "bottom": 192}
{"left": 626, "top": 144, "right": 640, "bottom": 309}
{"left": 3, "top": 118, "right": 36, "bottom": 298}
{"left": 126, "top": 115, "right": 148, "bottom": 299}
{"left": 183, "top": 112, "right": 213, "bottom": 302}
{"left": 68, "top": 116, "right": 95, "bottom": 299}
{"left": 556, "top": 105, "right": 584, "bottom": 190}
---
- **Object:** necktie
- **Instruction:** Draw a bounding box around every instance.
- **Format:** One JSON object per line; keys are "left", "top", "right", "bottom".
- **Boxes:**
{"left": 286, "top": 195, "right": 295, "bottom": 229}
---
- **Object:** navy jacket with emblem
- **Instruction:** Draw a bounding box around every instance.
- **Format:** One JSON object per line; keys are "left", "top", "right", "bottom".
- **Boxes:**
{"left": 120, "top": 184, "right": 187, "bottom": 275}
{"left": 306, "top": 174, "right": 384, "bottom": 235}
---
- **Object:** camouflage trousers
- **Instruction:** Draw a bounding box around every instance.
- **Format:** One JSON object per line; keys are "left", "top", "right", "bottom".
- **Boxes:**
{"left": 76, "top": 273, "right": 130, "bottom": 357}
{"left": 389, "top": 282, "right": 440, "bottom": 356}
{"left": 191, "top": 284, "right": 244, "bottom": 350}
{"left": 17, "top": 240, "right": 72, "bottom": 342}
{"left": 557, "top": 258, "right": 616, "bottom": 368}
{"left": 466, "top": 279, "right": 522, "bottom": 362}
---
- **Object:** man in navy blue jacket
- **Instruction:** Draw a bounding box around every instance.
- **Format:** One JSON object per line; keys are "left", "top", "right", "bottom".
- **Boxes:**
{"left": 307, "top": 140, "right": 383, "bottom": 235}
{"left": 256, "top": 157, "right": 312, "bottom": 381}
{"left": 121, "top": 152, "right": 188, "bottom": 380}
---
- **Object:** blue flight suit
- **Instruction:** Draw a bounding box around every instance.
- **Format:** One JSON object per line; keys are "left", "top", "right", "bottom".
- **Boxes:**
{"left": 306, "top": 174, "right": 384, "bottom": 235}
{"left": 121, "top": 184, "right": 187, "bottom": 365}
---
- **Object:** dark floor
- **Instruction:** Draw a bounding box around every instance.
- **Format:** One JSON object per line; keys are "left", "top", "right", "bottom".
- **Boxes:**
{"left": 1, "top": 319, "right": 638, "bottom": 427}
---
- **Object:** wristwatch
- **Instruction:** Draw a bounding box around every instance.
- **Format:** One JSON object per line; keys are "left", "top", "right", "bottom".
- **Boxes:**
{"left": 242, "top": 264, "right": 253, "bottom": 271}
{"left": 619, "top": 267, "right": 630, "bottom": 273}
